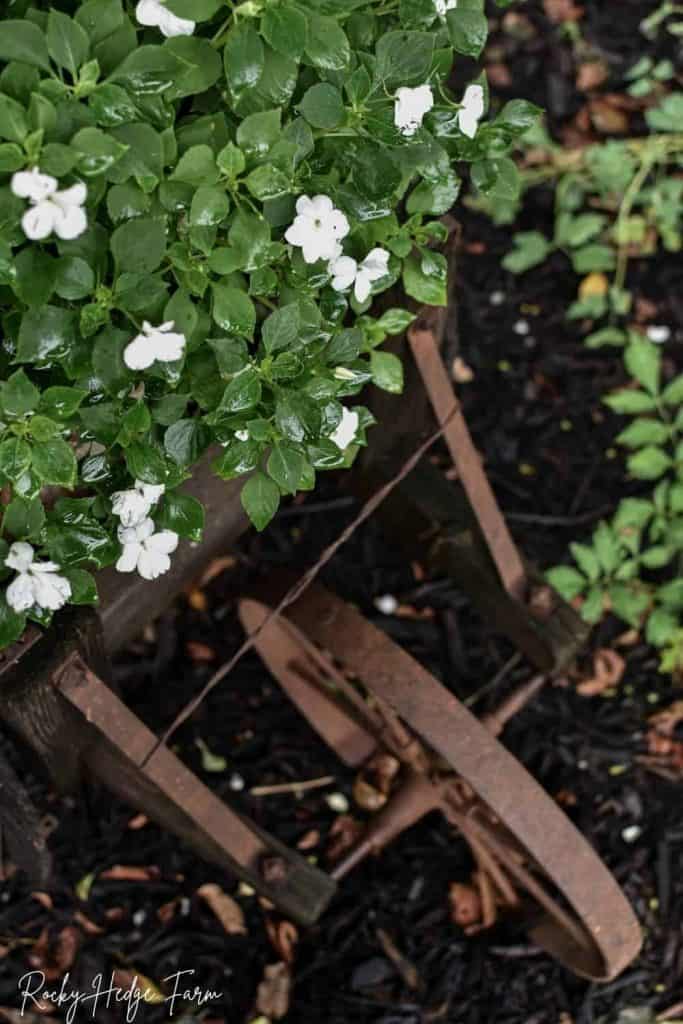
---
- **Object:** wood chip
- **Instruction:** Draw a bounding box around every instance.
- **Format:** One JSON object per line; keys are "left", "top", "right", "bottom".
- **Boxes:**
{"left": 576, "top": 648, "right": 625, "bottom": 696}
{"left": 256, "top": 962, "right": 291, "bottom": 1020}
{"left": 197, "top": 883, "right": 247, "bottom": 935}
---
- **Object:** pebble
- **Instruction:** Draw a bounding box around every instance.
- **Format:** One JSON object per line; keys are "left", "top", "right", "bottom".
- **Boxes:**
{"left": 132, "top": 909, "right": 146, "bottom": 927}
{"left": 490, "top": 290, "right": 506, "bottom": 305}
{"left": 229, "top": 772, "right": 245, "bottom": 792}
{"left": 621, "top": 825, "right": 642, "bottom": 844}
{"left": 326, "top": 792, "right": 349, "bottom": 813}
{"left": 513, "top": 319, "right": 530, "bottom": 336}
{"left": 646, "top": 325, "right": 671, "bottom": 344}
{"left": 374, "top": 594, "right": 398, "bottom": 615}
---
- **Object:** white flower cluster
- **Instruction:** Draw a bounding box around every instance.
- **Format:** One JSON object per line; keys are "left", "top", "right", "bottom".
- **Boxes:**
{"left": 434, "top": 0, "right": 458, "bottom": 16}
{"left": 124, "top": 321, "right": 187, "bottom": 371}
{"left": 135, "top": 0, "right": 195, "bottom": 37}
{"left": 110, "top": 480, "right": 178, "bottom": 580}
{"left": 393, "top": 82, "right": 485, "bottom": 140}
{"left": 4, "top": 543, "right": 71, "bottom": 614}
{"left": 285, "top": 195, "right": 390, "bottom": 305}
{"left": 11, "top": 168, "right": 87, "bottom": 241}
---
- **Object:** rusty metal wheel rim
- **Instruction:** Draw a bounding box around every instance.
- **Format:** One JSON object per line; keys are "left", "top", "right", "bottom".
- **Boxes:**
{"left": 239, "top": 579, "right": 642, "bottom": 981}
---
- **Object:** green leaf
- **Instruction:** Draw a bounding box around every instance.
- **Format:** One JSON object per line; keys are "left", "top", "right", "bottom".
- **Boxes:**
{"left": 616, "top": 419, "right": 669, "bottom": 449}
{"left": 608, "top": 584, "right": 650, "bottom": 627}
{"left": 571, "top": 244, "right": 616, "bottom": 274}
{"left": 646, "top": 94, "right": 683, "bottom": 132}
{"left": 71, "top": 126, "right": 128, "bottom": 176}
{"left": 503, "top": 232, "right": 552, "bottom": 273}
{"left": 62, "top": 567, "right": 98, "bottom": 605}
{"left": 156, "top": 491, "right": 204, "bottom": 541}
{"left": 262, "top": 303, "right": 300, "bottom": 354}
{"left": 241, "top": 471, "right": 280, "bottom": 531}
{"left": 406, "top": 173, "right": 461, "bottom": 216}
{"left": 546, "top": 565, "right": 586, "bottom": 601}
{"left": 165, "top": 36, "right": 222, "bottom": 99}
{"left": 627, "top": 446, "right": 672, "bottom": 480}
{"left": 39, "top": 386, "right": 87, "bottom": 420}
{"left": 217, "top": 141, "right": 246, "bottom": 179}
{"left": 646, "top": 608, "right": 678, "bottom": 647}
{"left": 47, "top": 11, "right": 90, "bottom": 77}
{"left": 236, "top": 109, "right": 282, "bottom": 158}
{"left": 0, "top": 595, "right": 26, "bottom": 650}
{"left": 262, "top": 6, "right": 308, "bottom": 61}
{"left": 305, "top": 14, "right": 350, "bottom": 70}
{"left": 446, "top": 8, "right": 488, "bottom": 57}
{"left": 375, "top": 31, "right": 434, "bottom": 87}
{"left": 0, "top": 369, "right": 39, "bottom": 418}
{"left": 212, "top": 284, "right": 256, "bottom": 338}
{"left": 164, "top": 419, "right": 211, "bottom": 467}
{"left": 16, "top": 306, "right": 76, "bottom": 364}
{"left": 245, "top": 163, "right": 290, "bottom": 201}
{"left": 13, "top": 248, "right": 57, "bottom": 308}
{"left": 624, "top": 336, "right": 660, "bottom": 395}
{"left": 111, "top": 217, "right": 166, "bottom": 275}
{"left": 370, "top": 350, "right": 404, "bottom": 393}
{"left": 165, "top": 0, "right": 224, "bottom": 17}
{"left": 275, "top": 392, "right": 321, "bottom": 442}
{"left": 403, "top": 252, "right": 447, "bottom": 306}
{"left": 0, "top": 93, "right": 28, "bottom": 143}
{"left": 604, "top": 390, "right": 658, "bottom": 415}
{"left": 125, "top": 442, "right": 168, "bottom": 485}
{"left": 569, "top": 542, "right": 600, "bottom": 582}
{"left": 218, "top": 367, "right": 261, "bottom": 413}
{"left": 0, "top": 22, "right": 51, "bottom": 72}
{"left": 267, "top": 444, "right": 305, "bottom": 494}
{"left": 55, "top": 256, "right": 95, "bottom": 301}
{"left": 0, "top": 438, "right": 32, "bottom": 482}
{"left": 32, "top": 437, "right": 77, "bottom": 487}
{"left": 2, "top": 495, "right": 44, "bottom": 542}
{"left": 224, "top": 23, "right": 265, "bottom": 103}
{"left": 213, "top": 439, "right": 260, "bottom": 479}
{"left": 662, "top": 374, "right": 683, "bottom": 406}
{"left": 472, "top": 158, "right": 520, "bottom": 202}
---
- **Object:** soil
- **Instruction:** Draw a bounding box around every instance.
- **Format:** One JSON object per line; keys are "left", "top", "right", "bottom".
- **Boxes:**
{"left": 1, "top": 2, "right": 682, "bottom": 1022}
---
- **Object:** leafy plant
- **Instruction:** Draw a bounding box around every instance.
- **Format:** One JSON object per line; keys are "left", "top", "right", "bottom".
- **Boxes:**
{"left": 0, "top": 0, "right": 538, "bottom": 648}
{"left": 485, "top": 15, "right": 683, "bottom": 670}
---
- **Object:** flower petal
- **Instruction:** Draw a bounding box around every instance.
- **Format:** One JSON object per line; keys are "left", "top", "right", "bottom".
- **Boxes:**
{"left": 152, "top": 330, "right": 186, "bottom": 363}
{"left": 354, "top": 270, "right": 373, "bottom": 304}
{"left": 5, "top": 542, "right": 35, "bottom": 574}
{"left": 57, "top": 182, "right": 87, "bottom": 208}
{"left": 112, "top": 489, "right": 150, "bottom": 528}
{"left": 11, "top": 168, "right": 58, "bottom": 202}
{"left": 311, "top": 195, "right": 334, "bottom": 216}
{"left": 135, "top": 0, "right": 163, "bottom": 27}
{"left": 329, "top": 255, "right": 357, "bottom": 292}
{"left": 158, "top": 8, "right": 195, "bottom": 37}
{"left": 6, "top": 573, "right": 36, "bottom": 613}
{"left": 31, "top": 571, "right": 71, "bottom": 611}
{"left": 145, "top": 529, "right": 179, "bottom": 555}
{"left": 137, "top": 549, "right": 171, "bottom": 580}
{"left": 52, "top": 202, "right": 87, "bottom": 241}
{"left": 329, "top": 407, "right": 359, "bottom": 450}
{"left": 124, "top": 335, "right": 157, "bottom": 371}
{"left": 22, "top": 202, "right": 56, "bottom": 240}
{"left": 116, "top": 543, "right": 143, "bottom": 574}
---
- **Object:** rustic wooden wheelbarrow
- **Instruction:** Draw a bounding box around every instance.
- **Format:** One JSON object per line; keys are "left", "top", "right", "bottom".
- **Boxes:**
{"left": 0, "top": 225, "right": 641, "bottom": 981}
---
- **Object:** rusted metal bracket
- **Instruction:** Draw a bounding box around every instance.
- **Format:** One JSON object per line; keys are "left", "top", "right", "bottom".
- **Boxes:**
{"left": 238, "top": 580, "right": 642, "bottom": 981}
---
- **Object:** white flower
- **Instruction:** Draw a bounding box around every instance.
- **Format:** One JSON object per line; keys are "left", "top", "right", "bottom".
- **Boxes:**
{"left": 235, "top": 429, "right": 249, "bottom": 442}
{"left": 329, "top": 247, "right": 390, "bottom": 304}
{"left": 135, "top": 0, "right": 195, "bottom": 37}
{"left": 329, "top": 407, "right": 359, "bottom": 451}
{"left": 5, "top": 542, "right": 71, "bottom": 613}
{"left": 647, "top": 325, "right": 671, "bottom": 344}
{"left": 285, "top": 195, "right": 350, "bottom": 264}
{"left": 434, "top": 0, "right": 457, "bottom": 14}
{"left": 116, "top": 519, "right": 179, "bottom": 581}
{"left": 12, "top": 168, "right": 87, "bottom": 241}
{"left": 124, "top": 321, "right": 187, "bottom": 371}
{"left": 111, "top": 479, "right": 165, "bottom": 528}
{"left": 458, "top": 84, "right": 485, "bottom": 139}
{"left": 394, "top": 85, "right": 434, "bottom": 137}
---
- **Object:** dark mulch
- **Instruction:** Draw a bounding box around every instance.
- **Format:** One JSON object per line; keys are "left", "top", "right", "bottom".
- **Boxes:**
{"left": 1, "top": 1, "right": 682, "bottom": 1021}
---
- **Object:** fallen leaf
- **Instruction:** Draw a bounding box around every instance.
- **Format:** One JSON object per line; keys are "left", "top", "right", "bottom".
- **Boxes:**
{"left": 31, "top": 892, "right": 53, "bottom": 910}
{"left": 296, "top": 830, "right": 319, "bottom": 851}
{"left": 449, "top": 882, "right": 482, "bottom": 929}
{"left": 576, "top": 648, "right": 625, "bottom": 696}
{"left": 199, "top": 554, "right": 237, "bottom": 587}
{"left": 579, "top": 272, "right": 609, "bottom": 299}
{"left": 197, "top": 883, "right": 247, "bottom": 935}
{"left": 127, "top": 814, "right": 149, "bottom": 830}
{"left": 543, "top": 0, "right": 583, "bottom": 21}
{"left": 577, "top": 61, "right": 609, "bottom": 92}
{"left": 265, "top": 919, "right": 298, "bottom": 964}
{"left": 186, "top": 641, "right": 217, "bottom": 663}
{"left": 589, "top": 96, "right": 629, "bottom": 134}
{"left": 452, "top": 357, "right": 474, "bottom": 383}
{"left": 73, "top": 911, "right": 105, "bottom": 936}
{"left": 186, "top": 587, "right": 208, "bottom": 612}
{"left": 195, "top": 736, "right": 228, "bottom": 773}
{"left": 648, "top": 701, "right": 683, "bottom": 736}
{"left": 256, "top": 963, "right": 291, "bottom": 1020}
{"left": 100, "top": 865, "right": 160, "bottom": 882}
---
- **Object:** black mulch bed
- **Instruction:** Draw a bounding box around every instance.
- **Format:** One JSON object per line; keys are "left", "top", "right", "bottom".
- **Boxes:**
{"left": 1, "top": 1, "right": 683, "bottom": 1021}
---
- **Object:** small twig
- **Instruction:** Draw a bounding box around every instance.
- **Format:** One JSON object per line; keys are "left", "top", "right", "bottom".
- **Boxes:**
{"left": 249, "top": 776, "right": 335, "bottom": 797}
{"left": 376, "top": 928, "right": 420, "bottom": 991}
{"left": 480, "top": 675, "right": 547, "bottom": 738}
{"left": 464, "top": 652, "right": 522, "bottom": 708}
{"left": 140, "top": 410, "right": 457, "bottom": 767}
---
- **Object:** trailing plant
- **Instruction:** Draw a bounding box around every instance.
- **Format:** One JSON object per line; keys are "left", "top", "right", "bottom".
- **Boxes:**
{"left": 474, "top": 19, "right": 683, "bottom": 669}
{"left": 0, "top": 0, "right": 538, "bottom": 648}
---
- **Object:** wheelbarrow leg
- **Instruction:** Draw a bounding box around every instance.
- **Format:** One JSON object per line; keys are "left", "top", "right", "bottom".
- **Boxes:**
{"left": 54, "top": 653, "right": 336, "bottom": 926}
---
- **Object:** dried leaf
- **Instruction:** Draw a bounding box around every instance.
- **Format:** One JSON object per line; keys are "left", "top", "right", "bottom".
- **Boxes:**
{"left": 256, "top": 962, "right": 291, "bottom": 1020}
{"left": 197, "top": 883, "right": 247, "bottom": 935}
{"left": 127, "top": 813, "right": 149, "bottom": 830}
{"left": 543, "top": 0, "right": 584, "bottom": 22}
{"left": 579, "top": 272, "right": 609, "bottom": 299}
{"left": 576, "top": 648, "right": 625, "bottom": 696}
{"left": 577, "top": 61, "right": 609, "bottom": 92}
{"left": 265, "top": 919, "right": 298, "bottom": 965}
{"left": 100, "top": 865, "right": 160, "bottom": 882}
{"left": 449, "top": 882, "right": 482, "bottom": 928}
